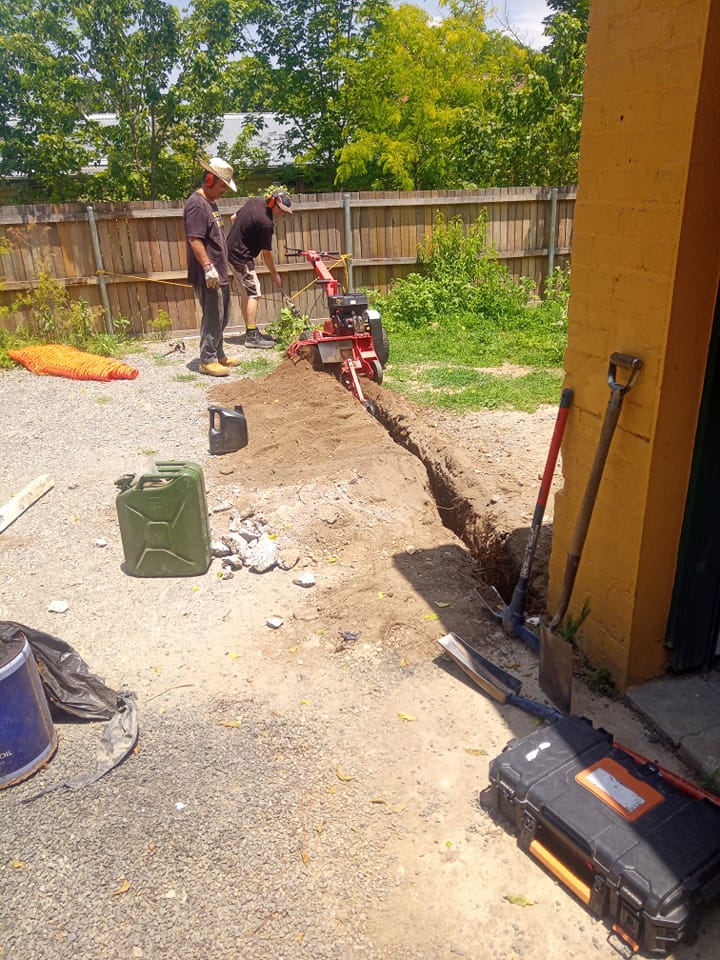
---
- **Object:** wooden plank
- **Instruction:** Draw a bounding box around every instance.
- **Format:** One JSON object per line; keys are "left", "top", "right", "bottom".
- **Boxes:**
{"left": 0, "top": 474, "right": 54, "bottom": 534}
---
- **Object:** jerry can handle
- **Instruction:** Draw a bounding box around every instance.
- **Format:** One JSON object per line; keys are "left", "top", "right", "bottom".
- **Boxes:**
{"left": 136, "top": 473, "right": 173, "bottom": 491}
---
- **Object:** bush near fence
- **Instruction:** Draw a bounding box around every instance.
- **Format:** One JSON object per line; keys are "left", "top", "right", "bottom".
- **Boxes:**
{"left": 0, "top": 188, "right": 575, "bottom": 336}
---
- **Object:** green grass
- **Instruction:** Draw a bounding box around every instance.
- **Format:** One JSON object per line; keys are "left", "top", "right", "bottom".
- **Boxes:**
{"left": 386, "top": 364, "right": 563, "bottom": 412}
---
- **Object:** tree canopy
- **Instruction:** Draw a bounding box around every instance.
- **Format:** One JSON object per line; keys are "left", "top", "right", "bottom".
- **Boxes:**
{"left": 0, "top": 0, "right": 587, "bottom": 201}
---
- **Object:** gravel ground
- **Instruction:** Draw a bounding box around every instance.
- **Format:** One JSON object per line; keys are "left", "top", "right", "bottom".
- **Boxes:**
{"left": 1, "top": 346, "right": 718, "bottom": 960}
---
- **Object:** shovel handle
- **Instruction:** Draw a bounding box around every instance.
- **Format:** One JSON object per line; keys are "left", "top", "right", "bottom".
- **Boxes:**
{"left": 551, "top": 354, "right": 643, "bottom": 628}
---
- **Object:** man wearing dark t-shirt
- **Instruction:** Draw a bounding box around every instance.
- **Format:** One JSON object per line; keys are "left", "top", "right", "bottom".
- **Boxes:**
{"left": 226, "top": 190, "right": 293, "bottom": 349}
{"left": 183, "top": 157, "right": 239, "bottom": 377}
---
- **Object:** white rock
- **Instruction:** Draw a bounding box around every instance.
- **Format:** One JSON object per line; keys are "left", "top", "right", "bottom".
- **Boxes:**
{"left": 266, "top": 616, "right": 284, "bottom": 629}
{"left": 211, "top": 540, "right": 231, "bottom": 558}
{"left": 94, "top": 538, "right": 108, "bottom": 548}
{"left": 293, "top": 571, "right": 316, "bottom": 588}
{"left": 48, "top": 599, "right": 69, "bottom": 613}
{"left": 245, "top": 534, "right": 278, "bottom": 573}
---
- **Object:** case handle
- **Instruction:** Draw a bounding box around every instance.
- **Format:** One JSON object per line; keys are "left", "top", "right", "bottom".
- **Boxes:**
{"left": 528, "top": 839, "right": 592, "bottom": 905}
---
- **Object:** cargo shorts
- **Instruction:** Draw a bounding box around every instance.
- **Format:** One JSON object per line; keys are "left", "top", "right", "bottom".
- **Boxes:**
{"left": 230, "top": 263, "right": 261, "bottom": 299}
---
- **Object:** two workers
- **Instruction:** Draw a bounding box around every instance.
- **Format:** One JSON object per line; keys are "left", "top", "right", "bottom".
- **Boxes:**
{"left": 183, "top": 156, "right": 292, "bottom": 377}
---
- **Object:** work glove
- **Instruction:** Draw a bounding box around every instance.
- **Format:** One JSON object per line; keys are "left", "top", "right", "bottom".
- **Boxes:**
{"left": 204, "top": 263, "right": 220, "bottom": 289}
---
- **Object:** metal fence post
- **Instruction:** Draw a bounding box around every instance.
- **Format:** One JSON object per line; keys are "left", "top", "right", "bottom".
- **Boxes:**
{"left": 342, "top": 194, "right": 354, "bottom": 290}
{"left": 86, "top": 204, "right": 114, "bottom": 333}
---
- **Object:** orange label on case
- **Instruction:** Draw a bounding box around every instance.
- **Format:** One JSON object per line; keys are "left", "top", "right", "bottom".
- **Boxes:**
{"left": 576, "top": 758, "right": 665, "bottom": 821}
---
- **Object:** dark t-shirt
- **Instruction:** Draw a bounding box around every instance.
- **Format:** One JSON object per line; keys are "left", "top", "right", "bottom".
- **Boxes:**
{"left": 227, "top": 197, "right": 274, "bottom": 268}
{"left": 183, "top": 190, "right": 229, "bottom": 286}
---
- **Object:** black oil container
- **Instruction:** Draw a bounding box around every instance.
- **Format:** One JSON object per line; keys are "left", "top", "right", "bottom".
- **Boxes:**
{"left": 208, "top": 405, "right": 248, "bottom": 455}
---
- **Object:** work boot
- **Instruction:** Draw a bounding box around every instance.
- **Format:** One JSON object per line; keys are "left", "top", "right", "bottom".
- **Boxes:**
{"left": 199, "top": 361, "right": 230, "bottom": 377}
{"left": 244, "top": 328, "right": 274, "bottom": 350}
{"left": 219, "top": 356, "right": 242, "bottom": 367}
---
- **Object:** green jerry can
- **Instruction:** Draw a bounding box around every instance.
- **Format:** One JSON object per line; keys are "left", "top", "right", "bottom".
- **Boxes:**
{"left": 115, "top": 461, "right": 211, "bottom": 577}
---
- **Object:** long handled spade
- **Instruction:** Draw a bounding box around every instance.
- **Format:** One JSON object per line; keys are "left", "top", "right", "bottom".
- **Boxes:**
{"left": 539, "top": 353, "right": 643, "bottom": 713}
{"left": 497, "top": 387, "right": 574, "bottom": 650}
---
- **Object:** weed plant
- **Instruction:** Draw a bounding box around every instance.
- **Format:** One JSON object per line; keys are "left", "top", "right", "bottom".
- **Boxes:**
{"left": 372, "top": 212, "right": 569, "bottom": 412}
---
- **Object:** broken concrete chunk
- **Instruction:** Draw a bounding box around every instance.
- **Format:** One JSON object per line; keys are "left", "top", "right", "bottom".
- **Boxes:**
{"left": 212, "top": 540, "right": 231, "bottom": 558}
{"left": 245, "top": 534, "right": 278, "bottom": 573}
{"left": 293, "top": 571, "right": 316, "bottom": 588}
{"left": 48, "top": 599, "right": 69, "bottom": 613}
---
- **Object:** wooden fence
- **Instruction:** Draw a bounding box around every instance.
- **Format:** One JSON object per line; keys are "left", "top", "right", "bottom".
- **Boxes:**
{"left": 0, "top": 187, "right": 576, "bottom": 335}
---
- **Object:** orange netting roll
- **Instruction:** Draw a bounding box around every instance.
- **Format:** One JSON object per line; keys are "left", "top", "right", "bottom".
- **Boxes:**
{"left": 8, "top": 344, "right": 139, "bottom": 381}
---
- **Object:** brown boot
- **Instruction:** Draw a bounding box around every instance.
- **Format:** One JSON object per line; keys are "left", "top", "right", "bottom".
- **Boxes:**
{"left": 199, "top": 361, "right": 230, "bottom": 377}
{"left": 219, "top": 356, "right": 242, "bottom": 367}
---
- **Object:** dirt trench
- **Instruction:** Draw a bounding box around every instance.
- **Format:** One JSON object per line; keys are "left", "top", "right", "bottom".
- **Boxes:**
{"left": 204, "top": 357, "right": 552, "bottom": 637}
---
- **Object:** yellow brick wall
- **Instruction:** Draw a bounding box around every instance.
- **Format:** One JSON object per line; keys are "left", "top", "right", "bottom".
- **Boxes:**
{"left": 547, "top": 0, "right": 720, "bottom": 688}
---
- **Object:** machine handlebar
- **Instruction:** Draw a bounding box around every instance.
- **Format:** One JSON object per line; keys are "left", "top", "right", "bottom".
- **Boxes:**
{"left": 285, "top": 247, "right": 341, "bottom": 259}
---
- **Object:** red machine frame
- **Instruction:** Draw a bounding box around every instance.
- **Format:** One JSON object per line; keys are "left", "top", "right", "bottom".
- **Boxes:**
{"left": 285, "top": 248, "right": 388, "bottom": 412}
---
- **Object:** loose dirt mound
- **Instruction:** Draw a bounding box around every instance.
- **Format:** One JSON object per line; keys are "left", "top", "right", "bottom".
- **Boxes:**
{"left": 207, "top": 357, "right": 555, "bottom": 652}
{"left": 206, "top": 357, "right": 493, "bottom": 664}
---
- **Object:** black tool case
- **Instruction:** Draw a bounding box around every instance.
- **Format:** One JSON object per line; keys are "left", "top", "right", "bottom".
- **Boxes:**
{"left": 488, "top": 716, "right": 720, "bottom": 956}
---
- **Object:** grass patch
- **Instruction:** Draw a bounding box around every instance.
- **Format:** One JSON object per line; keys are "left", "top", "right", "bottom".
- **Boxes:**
{"left": 369, "top": 213, "right": 569, "bottom": 413}
{"left": 386, "top": 365, "right": 563, "bottom": 413}
{"left": 174, "top": 373, "right": 198, "bottom": 382}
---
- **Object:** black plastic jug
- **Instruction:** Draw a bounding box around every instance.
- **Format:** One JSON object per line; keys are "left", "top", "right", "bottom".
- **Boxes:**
{"left": 208, "top": 405, "right": 248, "bottom": 455}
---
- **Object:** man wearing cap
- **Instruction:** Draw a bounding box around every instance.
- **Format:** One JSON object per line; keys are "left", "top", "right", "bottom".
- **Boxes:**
{"left": 184, "top": 157, "right": 239, "bottom": 376}
{"left": 226, "top": 189, "right": 293, "bottom": 349}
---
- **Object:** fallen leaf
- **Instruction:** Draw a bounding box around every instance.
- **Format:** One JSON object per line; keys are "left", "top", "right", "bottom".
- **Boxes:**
{"left": 293, "top": 933, "right": 304, "bottom": 942}
{"left": 371, "top": 797, "right": 387, "bottom": 804}
{"left": 391, "top": 804, "right": 406, "bottom": 814}
{"left": 299, "top": 698, "right": 311, "bottom": 705}
{"left": 288, "top": 645, "right": 298, "bottom": 653}
{"left": 192, "top": 585, "right": 200, "bottom": 592}
{"left": 434, "top": 601, "right": 450, "bottom": 608}
{"left": 445, "top": 840, "right": 453, "bottom": 848}
{"left": 398, "top": 711, "right": 416, "bottom": 722}
{"left": 423, "top": 612, "right": 439, "bottom": 621}
{"left": 316, "top": 821, "right": 326, "bottom": 834}
{"left": 335, "top": 766, "right": 354, "bottom": 782}
{"left": 377, "top": 591, "right": 385, "bottom": 599}
{"left": 326, "top": 785, "right": 335, "bottom": 795}
{"left": 464, "top": 747, "right": 488, "bottom": 756}
{"left": 111, "top": 878, "right": 131, "bottom": 897}
{"left": 11, "top": 859, "right": 27, "bottom": 869}
{"left": 325, "top": 556, "right": 338, "bottom": 564}
{"left": 226, "top": 652, "right": 241, "bottom": 660}
{"left": 504, "top": 893, "right": 534, "bottom": 907}
{"left": 219, "top": 719, "right": 242, "bottom": 728}
{"left": 399, "top": 657, "right": 410, "bottom": 667}
{"left": 301, "top": 851, "right": 310, "bottom": 864}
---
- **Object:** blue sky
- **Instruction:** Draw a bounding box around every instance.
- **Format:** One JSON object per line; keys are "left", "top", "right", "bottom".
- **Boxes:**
{"left": 421, "top": 0, "right": 552, "bottom": 49}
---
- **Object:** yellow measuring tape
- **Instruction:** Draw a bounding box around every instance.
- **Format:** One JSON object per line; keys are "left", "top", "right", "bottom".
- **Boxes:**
{"left": 97, "top": 253, "right": 352, "bottom": 296}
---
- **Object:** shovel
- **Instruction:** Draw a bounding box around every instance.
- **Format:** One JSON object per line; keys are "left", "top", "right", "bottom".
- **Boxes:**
{"left": 438, "top": 632, "right": 563, "bottom": 723}
{"left": 496, "top": 386, "right": 574, "bottom": 650}
{"left": 539, "top": 353, "right": 643, "bottom": 713}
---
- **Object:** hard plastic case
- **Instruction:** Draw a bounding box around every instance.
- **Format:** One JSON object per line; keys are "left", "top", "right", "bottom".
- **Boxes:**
{"left": 488, "top": 715, "right": 720, "bottom": 956}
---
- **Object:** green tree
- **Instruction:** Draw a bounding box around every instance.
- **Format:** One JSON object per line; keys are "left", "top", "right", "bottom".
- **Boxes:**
{"left": 336, "top": 1, "right": 518, "bottom": 189}
{"left": 232, "top": 0, "right": 391, "bottom": 186}
{"left": 456, "top": 0, "right": 586, "bottom": 185}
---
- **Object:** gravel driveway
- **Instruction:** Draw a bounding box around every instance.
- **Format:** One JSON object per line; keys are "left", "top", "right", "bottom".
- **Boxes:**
{"left": 1, "top": 345, "right": 717, "bottom": 960}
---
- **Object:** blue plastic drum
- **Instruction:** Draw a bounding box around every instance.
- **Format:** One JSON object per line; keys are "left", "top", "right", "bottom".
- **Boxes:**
{"left": 0, "top": 635, "right": 57, "bottom": 788}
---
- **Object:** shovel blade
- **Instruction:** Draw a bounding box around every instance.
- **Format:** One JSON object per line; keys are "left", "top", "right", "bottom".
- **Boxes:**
{"left": 539, "top": 622, "right": 574, "bottom": 714}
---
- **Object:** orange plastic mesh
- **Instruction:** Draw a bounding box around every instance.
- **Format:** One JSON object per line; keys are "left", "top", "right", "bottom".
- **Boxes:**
{"left": 8, "top": 344, "right": 139, "bottom": 381}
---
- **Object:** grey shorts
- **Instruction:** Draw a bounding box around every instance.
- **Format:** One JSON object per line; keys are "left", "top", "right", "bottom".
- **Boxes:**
{"left": 230, "top": 263, "right": 261, "bottom": 299}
